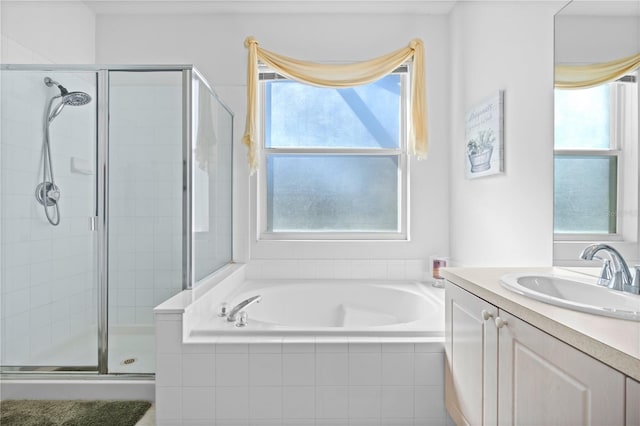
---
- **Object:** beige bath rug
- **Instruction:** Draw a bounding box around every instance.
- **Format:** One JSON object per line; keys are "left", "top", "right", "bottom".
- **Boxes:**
{"left": 0, "top": 399, "right": 151, "bottom": 426}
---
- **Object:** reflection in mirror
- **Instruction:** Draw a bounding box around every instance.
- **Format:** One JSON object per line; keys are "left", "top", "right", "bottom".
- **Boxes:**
{"left": 554, "top": 1, "right": 639, "bottom": 250}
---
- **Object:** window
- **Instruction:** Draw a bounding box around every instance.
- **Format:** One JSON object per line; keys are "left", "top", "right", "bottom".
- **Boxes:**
{"left": 554, "top": 73, "right": 638, "bottom": 239}
{"left": 258, "top": 69, "right": 409, "bottom": 240}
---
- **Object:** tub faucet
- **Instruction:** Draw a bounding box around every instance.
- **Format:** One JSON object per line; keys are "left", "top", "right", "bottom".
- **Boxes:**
{"left": 227, "top": 295, "right": 262, "bottom": 322}
{"left": 580, "top": 244, "right": 639, "bottom": 294}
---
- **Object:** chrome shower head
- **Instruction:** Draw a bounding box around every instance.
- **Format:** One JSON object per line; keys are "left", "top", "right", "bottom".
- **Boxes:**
{"left": 44, "top": 76, "right": 92, "bottom": 121}
{"left": 44, "top": 76, "right": 92, "bottom": 104}
{"left": 62, "top": 91, "right": 92, "bottom": 106}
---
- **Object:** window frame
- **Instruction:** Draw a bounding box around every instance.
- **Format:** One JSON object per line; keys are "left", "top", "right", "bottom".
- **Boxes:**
{"left": 553, "top": 72, "right": 638, "bottom": 243}
{"left": 256, "top": 66, "right": 411, "bottom": 241}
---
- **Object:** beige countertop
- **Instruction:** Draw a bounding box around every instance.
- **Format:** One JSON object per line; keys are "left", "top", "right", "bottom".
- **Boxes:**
{"left": 441, "top": 266, "right": 640, "bottom": 382}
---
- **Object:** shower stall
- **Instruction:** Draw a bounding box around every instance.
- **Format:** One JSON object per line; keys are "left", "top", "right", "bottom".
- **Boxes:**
{"left": 0, "top": 65, "right": 233, "bottom": 376}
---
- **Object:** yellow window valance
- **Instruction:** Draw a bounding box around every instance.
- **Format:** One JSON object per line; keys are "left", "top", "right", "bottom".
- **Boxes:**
{"left": 242, "top": 37, "right": 428, "bottom": 174}
{"left": 555, "top": 53, "right": 640, "bottom": 89}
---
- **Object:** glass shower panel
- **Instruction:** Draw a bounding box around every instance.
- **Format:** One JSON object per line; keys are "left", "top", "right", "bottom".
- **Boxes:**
{"left": 192, "top": 75, "right": 233, "bottom": 282}
{"left": 1, "top": 70, "right": 98, "bottom": 368}
{"left": 107, "top": 71, "right": 183, "bottom": 373}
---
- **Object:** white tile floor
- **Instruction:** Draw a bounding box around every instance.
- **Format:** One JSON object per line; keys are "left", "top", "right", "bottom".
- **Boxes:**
{"left": 107, "top": 326, "right": 155, "bottom": 374}
{"left": 135, "top": 404, "right": 156, "bottom": 425}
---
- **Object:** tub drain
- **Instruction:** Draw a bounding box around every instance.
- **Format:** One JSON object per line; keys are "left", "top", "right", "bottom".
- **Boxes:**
{"left": 121, "top": 357, "right": 137, "bottom": 366}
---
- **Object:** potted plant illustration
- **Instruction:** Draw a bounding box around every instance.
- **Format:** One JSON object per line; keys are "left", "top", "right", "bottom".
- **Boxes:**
{"left": 466, "top": 129, "right": 495, "bottom": 173}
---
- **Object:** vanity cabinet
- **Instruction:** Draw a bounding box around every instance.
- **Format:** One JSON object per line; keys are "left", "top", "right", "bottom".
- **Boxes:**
{"left": 445, "top": 281, "right": 626, "bottom": 426}
{"left": 628, "top": 378, "right": 640, "bottom": 425}
{"left": 445, "top": 280, "right": 498, "bottom": 425}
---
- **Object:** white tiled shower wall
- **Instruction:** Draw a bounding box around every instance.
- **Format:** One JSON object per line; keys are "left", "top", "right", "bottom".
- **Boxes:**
{"left": 1, "top": 70, "right": 97, "bottom": 365}
{"left": 108, "top": 73, "right": 184, "bottom": 326}
{"left": 156, "top": 315, "right": 449, "bottom": 426}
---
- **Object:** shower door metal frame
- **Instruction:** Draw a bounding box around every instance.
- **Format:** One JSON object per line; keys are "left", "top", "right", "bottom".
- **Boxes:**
{"left": 183, "top": 69, "right": 194, "bottom": 289}
{"left": 97, "top": 69, "right": 110, "bottom": 374}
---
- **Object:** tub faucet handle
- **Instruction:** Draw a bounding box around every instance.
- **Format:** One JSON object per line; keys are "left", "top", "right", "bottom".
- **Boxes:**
{"left": 217, "top": 302, "right": 229, "bottom": 317}
{"left": 235, "top": 311, "right": 248, "bottom": 327}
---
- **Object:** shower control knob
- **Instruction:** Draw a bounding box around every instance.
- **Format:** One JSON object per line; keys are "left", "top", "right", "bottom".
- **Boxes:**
{"left": 47, "top": 188, "right": 60, "bottom": 201}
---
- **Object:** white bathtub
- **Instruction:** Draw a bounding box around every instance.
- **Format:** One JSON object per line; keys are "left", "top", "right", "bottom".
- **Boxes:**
{"left": 188, "top": 280, "right": 444, "bottom": 338}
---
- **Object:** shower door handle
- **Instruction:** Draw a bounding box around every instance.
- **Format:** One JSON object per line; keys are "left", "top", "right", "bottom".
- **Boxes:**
{"left": 89, "top": 216, "right": 98, "bottom": 231}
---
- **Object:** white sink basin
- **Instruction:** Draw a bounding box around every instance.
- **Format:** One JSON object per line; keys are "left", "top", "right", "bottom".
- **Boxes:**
{"left": 500, "top": 273, "right": 640, "bottom": 321}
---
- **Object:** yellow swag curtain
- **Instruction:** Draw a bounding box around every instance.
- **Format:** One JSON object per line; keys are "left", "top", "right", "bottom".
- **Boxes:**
{"left": 242, "top": 37, "right": 427, "bottom": 174}
{"left": 555, "top": 52, "right": 640, "bottom": 89}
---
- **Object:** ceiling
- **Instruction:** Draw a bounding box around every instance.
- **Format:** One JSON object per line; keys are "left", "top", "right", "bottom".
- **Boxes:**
{"left": 560, "top": 0, "right": 640, "bottom": 16}
{"left": 82, "top": 0, "right": 459, "bottom": 15}
{"left": 80, "top": 0, "right": 640, "bottom": 16}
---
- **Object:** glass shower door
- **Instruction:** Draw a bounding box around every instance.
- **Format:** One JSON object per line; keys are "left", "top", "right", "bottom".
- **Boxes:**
{"left": 191, "top": 73, "right": 233, "bottom": 282}
{"left": 0, "top": 69, "right": 98, "bottom": 370}
{"left": 107, "top": 70, "right": 184, "bottom": 373}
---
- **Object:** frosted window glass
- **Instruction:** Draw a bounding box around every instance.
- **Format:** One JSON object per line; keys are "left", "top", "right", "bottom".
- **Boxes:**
{"left": 554, "top": 85, "right": 610, "bottom": 149}
{"left": 267, "top": 155, "right": 399, "bottom": 232}
{"left": 266, "top": 74, "right": 401, "bottom": 149}
{"left": 554, "top": 156, "right": 617, "bottom": 234}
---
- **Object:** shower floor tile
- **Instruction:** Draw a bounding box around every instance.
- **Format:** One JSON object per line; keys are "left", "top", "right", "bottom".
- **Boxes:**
{"left": 108, "top": 326, "right": 155, "bottom": 374}
{"left": 27, "top": 325, "right": 155, "bottom": 374}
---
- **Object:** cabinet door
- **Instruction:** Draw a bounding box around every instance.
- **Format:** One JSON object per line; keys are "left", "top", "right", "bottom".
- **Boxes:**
{"left": 445, "top": 282, "right": 498, "bottom": 426}
{"left": 628, "top": 378, "right": 640, "bottom": 425}
{"left": 497, "top": 310, "right": 625, "bottom": 426}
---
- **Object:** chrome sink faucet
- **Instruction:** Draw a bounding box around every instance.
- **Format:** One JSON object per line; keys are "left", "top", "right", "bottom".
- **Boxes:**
{"left": 580, "top": 244, "right": 639, "bottom": 294}
{"left": 226, "top": 295, "right": 262, "bottom": 322}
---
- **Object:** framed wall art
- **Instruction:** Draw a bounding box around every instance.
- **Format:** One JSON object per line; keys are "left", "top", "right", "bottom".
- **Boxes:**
{"left": 465, "top": 90, "right": 504, "bottom": 179}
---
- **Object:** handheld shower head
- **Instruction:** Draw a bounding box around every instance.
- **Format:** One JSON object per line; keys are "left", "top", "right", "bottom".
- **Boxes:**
{"left": 44, "top": 77, "right": 92, "bottom": 121}
{"left": 62, "top": 91, "right": 91, "bottom": 106}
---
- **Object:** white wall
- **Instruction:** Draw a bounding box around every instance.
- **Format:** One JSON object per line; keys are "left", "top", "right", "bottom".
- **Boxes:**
{"left": 555, "top": 15, "right": 640, "bottom": 63}
{"left": 96, "top": 13, "right": 451, "bottom": 279}
{"left": 448, "top": 1, "right": 562, "bottom": 266}
{"left": 0, "top": 0, "right": 96, "bottom": 63}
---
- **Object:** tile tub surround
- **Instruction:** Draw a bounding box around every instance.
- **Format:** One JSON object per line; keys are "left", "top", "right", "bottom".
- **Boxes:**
{"left": 155, "top": 331, "right": 446, "bottom": 426}
{"left": 154, "top": 267, "right": 450, "bottom": 425}
{"left": 244, "top": 259, "right": 431, "bottom": 281}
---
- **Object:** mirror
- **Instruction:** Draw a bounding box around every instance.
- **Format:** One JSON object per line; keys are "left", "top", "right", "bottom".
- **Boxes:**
{"left": 554, "top": 1, "right": 640, "bottom": 263}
